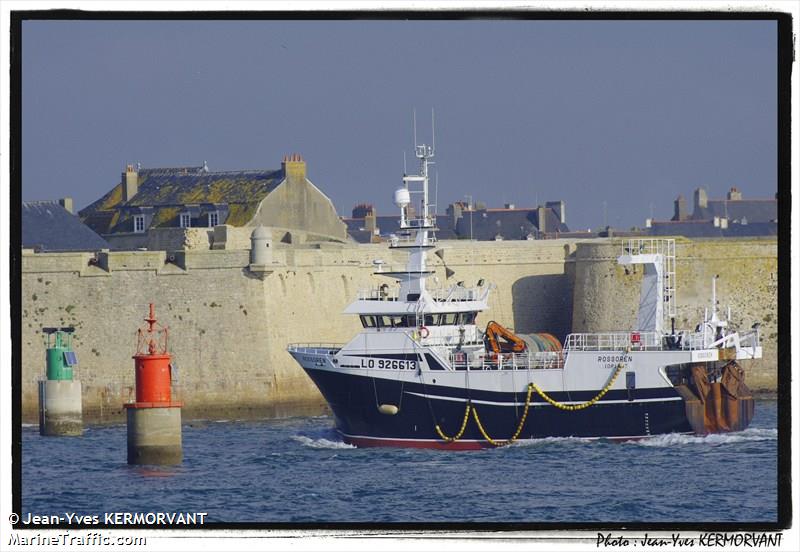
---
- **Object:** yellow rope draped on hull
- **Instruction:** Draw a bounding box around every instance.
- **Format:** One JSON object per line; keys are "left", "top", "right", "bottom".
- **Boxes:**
{"left": 434, "top": 363, "right": 626, "bottom": 447}
{"left": 532, "top": 362, "right": 625, "bottom": 411}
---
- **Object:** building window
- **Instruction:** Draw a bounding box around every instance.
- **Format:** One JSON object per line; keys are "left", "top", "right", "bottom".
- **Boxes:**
{"left": 208, "top": 211, "right": 219, "bottom": 227}
{"left": 180, "top": 213, "right": 191, "bottom": 228}
{"left": 133, "top": 215, "right": 146, "bottom": 233}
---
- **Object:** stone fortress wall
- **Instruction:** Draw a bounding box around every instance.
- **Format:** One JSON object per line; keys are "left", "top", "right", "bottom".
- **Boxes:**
{"left": 19, "top": 237, "right": 777, "bottom": 423}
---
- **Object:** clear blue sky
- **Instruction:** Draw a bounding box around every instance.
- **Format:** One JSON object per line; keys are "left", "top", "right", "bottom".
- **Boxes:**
{"left": 21, "top": 19, "right": 776, "bottom": 231}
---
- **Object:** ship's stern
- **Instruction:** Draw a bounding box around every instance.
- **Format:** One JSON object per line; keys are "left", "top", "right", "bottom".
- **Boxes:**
{"left": 671, "top": 360, "right": 755, "bottom": 434}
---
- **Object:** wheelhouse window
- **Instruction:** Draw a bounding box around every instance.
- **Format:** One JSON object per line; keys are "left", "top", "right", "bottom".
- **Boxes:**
{"left": 441, "top": 313, "right": 459, "bottom": 326}
{"left": 208, "top": 211, "right": 219, "bottom": 227}
{"left": 423, "top": 314, "right": 440, "bottom": 326}
{"left": 180, "top": 213, "right": 191, "bottom": 228}
{"left": 459, "top": 312, "right": 477, "bottom": 325}
{"left": 360, "top": 315, "right": 377, "bottom": 328}
{"left": 360, "top": 312, "right": 477, "bottom": 329}
{"left": 363, "top": 315, "right": 418, "bottom": 328}
{"left": 133, "top": 215, "right": 146, "bottom": 233}
{"left": 378, "top": 315, "right": 406, "bottom": 328}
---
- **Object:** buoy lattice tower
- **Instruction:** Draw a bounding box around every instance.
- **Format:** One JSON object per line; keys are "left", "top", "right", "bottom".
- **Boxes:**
{"left": 38, "top": 327, "right": 82, "bottom": 436}
{"left": 124, "top": 304, "right": 183, "bottom": 465}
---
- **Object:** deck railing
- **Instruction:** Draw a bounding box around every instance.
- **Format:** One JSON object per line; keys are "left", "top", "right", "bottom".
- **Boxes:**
{"left": 564, "top": 328, "right": 760, "bottom": 352}
{"left": 388, "top": 233, "right": 436, "bottom": 247}
{"left": 448, "top": 350, "right": 565, "bottom": 371}
{"left": 564, "top": 331, "right": 662, "bottom": 351}
{"left": 429, "top": 286, "right": 488, "bottom": 302}
{"left": 287, "top": 344, "right": 343, "bottom": 355}
{"left": 356, "top": 284, "right": 489, "bottom": 303}
{"left": 357, "top": 287, "right": 400, "bottom": 301}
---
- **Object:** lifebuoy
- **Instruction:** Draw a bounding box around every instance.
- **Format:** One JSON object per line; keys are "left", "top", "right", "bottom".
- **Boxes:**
{"left": 419, "top": 326, "right": 430, "bottom": 339}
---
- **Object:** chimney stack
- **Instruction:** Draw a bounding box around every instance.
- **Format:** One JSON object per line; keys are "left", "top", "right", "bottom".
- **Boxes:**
{"left": 693, "top": 187, "right": 708, "bottom": 212}
{"left": 123, "top": 164, "right": 139, "bottom": 202}
{"left": 673, "top": 194, "right": 687, "bottom": 221}
{"left": 58, "top": 197, "right": 73, "bottom": 214}
{"left": 352, "top": 203, "right": 374, "bottom": 219}
{"left": 282, "top": 153, "right": 307, "bottom": 181}
{"left": 727, "top": 187, "right": 742, "bottom": 201}
{"left": 365, "top": 209, "right": 378, "bottom": 235}
{"left": 546, "top": 200, "right": 565, "bottom": 224}
{"left": 537, "top": 206, "right": 547, "bottom": 234}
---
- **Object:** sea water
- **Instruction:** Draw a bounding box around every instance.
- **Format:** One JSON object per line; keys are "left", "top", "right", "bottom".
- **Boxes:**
{"left": 21, "top": 400, "right": 778, "bottom": 523}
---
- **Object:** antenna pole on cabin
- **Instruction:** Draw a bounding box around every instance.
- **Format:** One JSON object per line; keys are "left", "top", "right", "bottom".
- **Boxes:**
{"left": 431, "top": 108, "right": 435, "bottom": 153}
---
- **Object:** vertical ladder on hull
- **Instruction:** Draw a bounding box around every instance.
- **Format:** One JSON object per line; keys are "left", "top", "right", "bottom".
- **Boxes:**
{"left": 663, "top": 239, "right": 676, "bottom": 320}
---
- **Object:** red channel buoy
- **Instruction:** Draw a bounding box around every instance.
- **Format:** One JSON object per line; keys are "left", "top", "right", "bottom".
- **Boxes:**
{"left": 124, "top": 303, "right": 182, "bottom": 465}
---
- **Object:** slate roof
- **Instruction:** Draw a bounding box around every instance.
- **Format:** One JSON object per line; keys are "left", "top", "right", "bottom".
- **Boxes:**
{"left": 79, "top": 166, "right": 284, "bottom": 235}
{"left": 342, "top": 218, "right": 375, "bottom": 244}
{"left": 453, "top": 208, "right": 568, "bottom": 240}
{"left": 648, "top": 219, "right": 777, "bottom": 238}
{"left": 23, "top": 201, "right": 111, "bottom": 252}
{"left": 693, "top": 199, "right": 777, "bottom": 224}
{"left": 343, "top": 207, "right": 568, "bottom": 242}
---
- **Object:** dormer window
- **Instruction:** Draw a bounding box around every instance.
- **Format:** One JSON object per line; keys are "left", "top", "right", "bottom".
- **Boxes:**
{"left": 133, "top": 215, "right": 146, "bottom": 233}
{"left": 208, "top": 211, "right": 219, "bottom": 227}
{"left": 180, "top": 212, "right": 191, "bottom": 228}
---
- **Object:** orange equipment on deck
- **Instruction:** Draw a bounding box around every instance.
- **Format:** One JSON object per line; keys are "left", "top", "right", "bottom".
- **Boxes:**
{"left": 484, "top": 321, "right": 528, "bottom": 354}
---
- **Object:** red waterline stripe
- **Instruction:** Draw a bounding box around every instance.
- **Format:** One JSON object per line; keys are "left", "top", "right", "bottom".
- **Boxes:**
{"left": 341, "top": 434, "right": 489, "bottom": 450}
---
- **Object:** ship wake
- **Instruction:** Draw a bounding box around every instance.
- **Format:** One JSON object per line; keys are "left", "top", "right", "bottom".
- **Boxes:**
{"left": 291, "top": 433, "right": 356, "bottom": 450}
{"left": 630, "top": 427, "right": 777, "bottom": 448}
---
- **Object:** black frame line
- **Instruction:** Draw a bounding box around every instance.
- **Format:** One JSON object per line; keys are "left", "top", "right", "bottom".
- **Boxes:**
{"left": 7, "top": 8, "right": 793, "bottom": 534}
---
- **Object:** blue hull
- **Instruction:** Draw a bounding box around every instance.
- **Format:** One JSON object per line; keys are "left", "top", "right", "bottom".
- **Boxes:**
{"left": 303, "top": 368, "right": 695, "bottom": 449}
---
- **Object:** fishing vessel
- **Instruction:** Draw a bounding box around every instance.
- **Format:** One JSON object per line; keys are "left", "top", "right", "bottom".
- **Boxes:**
{"left": 288, "top": 139, "right": 762, "bottom": 449}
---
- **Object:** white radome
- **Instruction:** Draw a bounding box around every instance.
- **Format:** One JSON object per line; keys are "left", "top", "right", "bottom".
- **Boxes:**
{"left": 394, "top": 187, "right": 411, "bottom": 208}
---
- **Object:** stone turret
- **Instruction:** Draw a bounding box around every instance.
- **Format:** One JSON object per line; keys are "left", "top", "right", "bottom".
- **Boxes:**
{"left": 250, "top": 226, "right": 272, "bottom": 265}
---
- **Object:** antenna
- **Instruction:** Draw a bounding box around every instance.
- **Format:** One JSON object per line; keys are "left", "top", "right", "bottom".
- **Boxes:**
{"left": 413, "top": 109, "right": 417, "bottom": 147}
{"left": 403, "top": 151, "right": 407, "bottom": 174}
{"left": 435, "top": 172, "right": 439, "bottom": 216}
{"left": 431, "top": 108, "right": 436, "bottom": 154}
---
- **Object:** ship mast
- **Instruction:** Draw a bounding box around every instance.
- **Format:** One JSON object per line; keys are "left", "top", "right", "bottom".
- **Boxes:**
{"left": 392, "top": 123, "right": 436, "bottom": 302}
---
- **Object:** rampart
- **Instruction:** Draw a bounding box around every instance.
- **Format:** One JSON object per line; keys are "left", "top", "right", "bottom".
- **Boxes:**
{"left": 19, "top": 237, "right": 776, "bottom": 423}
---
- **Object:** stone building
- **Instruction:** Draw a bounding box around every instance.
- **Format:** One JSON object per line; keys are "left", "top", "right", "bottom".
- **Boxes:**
{"left": 343, "top": 200, "right": 569, "bottom": 243}
{"left": 79, "top": 154, "right": 347, "bottom": 250}
{"left": 645, "top": 186, "right": 778, "bottom": 238}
